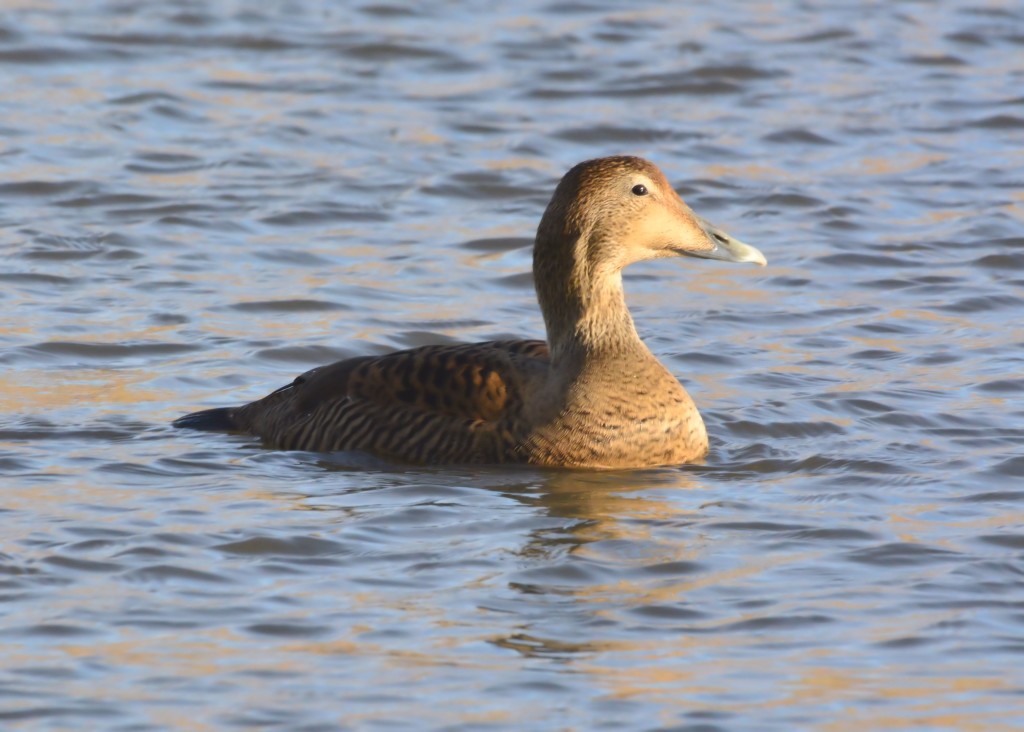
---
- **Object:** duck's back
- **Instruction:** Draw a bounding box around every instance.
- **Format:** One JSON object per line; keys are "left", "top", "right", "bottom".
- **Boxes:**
{"left": 174, "top": 339, "right": 549, "bottom": 463}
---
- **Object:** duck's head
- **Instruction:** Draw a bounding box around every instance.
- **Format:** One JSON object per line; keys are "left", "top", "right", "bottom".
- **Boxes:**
{"left": 533, "top": 155, "right": 767, "bottom": 356}
{"left": 535, "top": 155, "right": 766, "bottom": 278}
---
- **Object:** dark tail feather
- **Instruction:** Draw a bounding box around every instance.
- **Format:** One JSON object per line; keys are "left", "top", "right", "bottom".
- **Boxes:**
{"left": 173, "top": 407, "right": 238, "bottom": 432}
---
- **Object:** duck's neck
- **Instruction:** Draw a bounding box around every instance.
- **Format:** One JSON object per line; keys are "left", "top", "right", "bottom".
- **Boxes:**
{"left": 534, "top": 232, "right": 647, "bottom": 367}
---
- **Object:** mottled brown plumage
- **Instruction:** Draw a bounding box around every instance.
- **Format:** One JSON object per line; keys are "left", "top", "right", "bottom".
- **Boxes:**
{"left": 174, "top": 156, "right": 766, "bottom": 468}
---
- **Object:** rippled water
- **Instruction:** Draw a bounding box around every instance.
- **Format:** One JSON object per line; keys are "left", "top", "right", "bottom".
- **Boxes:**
{"left": 2, "top": 1, "right": 1023, "bottom": 729}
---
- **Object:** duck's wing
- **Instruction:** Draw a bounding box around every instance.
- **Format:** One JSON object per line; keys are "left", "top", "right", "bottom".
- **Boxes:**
{"left": 180, "top": 339, "right": 549, "bottom": 462}
{"left": 292, "top": 339, "right": 549, "bottom": 422}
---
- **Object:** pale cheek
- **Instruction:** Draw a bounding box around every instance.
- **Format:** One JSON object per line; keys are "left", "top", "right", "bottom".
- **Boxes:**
{"left": 638, "top": 225, "right": 680, "bottom": 257}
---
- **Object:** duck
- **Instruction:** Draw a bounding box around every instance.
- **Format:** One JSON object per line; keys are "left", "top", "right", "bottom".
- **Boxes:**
{"left": 173, "top": 155, "right": 766, "bottom": 468}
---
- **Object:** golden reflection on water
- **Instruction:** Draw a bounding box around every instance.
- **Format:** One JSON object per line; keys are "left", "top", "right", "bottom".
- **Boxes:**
{"left": 0, "top": 368, "right": 164, "bottom": 414}
{"left": 3, "top": 0, "right": 1022, "bottom": 726}
{"left": 701, "top": 162, "right": 789, "bottom": 182}
{"left": 532, "top": 468, "right": 701, "bottom": 523}
{"left": 6, "top": 438, "right": 1014, "bottom": 728}
{"left": 858, "top": 152, "right": 948, "bottom": 177}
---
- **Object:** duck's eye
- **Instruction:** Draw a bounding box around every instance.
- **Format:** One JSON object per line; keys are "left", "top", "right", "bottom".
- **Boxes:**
{"left": 631, "top": 184, "right": 648, "bottom": 196}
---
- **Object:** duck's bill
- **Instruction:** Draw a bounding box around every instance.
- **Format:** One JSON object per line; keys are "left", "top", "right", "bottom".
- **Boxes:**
{"left": 684, "top": 216, "right": 767, "bottom": 266}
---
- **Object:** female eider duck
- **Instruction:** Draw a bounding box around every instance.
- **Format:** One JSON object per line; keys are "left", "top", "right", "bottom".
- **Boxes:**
{"left": 174, "top": 156, "right": 766, "bottom": 469}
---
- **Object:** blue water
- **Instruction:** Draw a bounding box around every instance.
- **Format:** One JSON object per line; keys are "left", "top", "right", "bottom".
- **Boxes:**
{"left": 1, "top": 1, "right": 1023, "bottom": 729}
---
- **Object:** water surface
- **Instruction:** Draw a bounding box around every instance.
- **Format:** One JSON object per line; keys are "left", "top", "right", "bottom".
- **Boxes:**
{"left": 2, "top": 1, "right": 1023, "bottom": 729}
